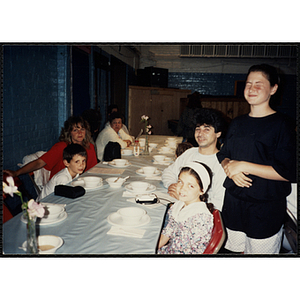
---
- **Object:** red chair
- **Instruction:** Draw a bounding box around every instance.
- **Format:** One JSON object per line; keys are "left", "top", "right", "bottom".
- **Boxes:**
{"left": 203, "top": 209, "right": 226, "bottom": 254}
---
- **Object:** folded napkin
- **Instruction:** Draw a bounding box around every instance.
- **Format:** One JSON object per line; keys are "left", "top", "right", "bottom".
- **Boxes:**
{"left": 123, "top": 191, "right": 140, "bottom": 197}
{"left": 107, "top": 226, "right": 145, "bottom": 238}
{"left": 145, "top": 176, "right": 162, "bottom": 181}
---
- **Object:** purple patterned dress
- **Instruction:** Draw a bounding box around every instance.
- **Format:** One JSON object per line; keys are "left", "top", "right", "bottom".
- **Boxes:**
{"left": 158, "top": 201, "right": 213, "bottom": 254}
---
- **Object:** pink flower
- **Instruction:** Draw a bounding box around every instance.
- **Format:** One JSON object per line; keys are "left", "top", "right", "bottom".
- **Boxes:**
{"left": 27, "top": 199, "right": 45, "bottom": 219}
{"left": 3, "top": 176, "right": 18, "bottom": 197}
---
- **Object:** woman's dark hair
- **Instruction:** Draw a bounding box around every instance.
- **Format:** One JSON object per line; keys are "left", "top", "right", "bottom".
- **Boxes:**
{"left": 179, "top": 162, "right": 214, "bottom": 214}
{"left": 59, "top": 116, "right": 92, "bottom": 148}
{"left": 63, "top": 143, "right": 87, "bottom": 163}
{"left": 109, "top": 111, "right": 123, "bottom": 123}
{"left": 247, "top": 64, "right": 279, "bottom": 87}
{"left": 247, "top": 64, "right": 281, "bottom": 110}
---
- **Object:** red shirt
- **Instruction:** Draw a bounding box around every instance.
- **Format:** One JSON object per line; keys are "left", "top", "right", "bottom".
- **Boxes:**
{"left": 40, "top": 142, "right": 98, "bottom": 179}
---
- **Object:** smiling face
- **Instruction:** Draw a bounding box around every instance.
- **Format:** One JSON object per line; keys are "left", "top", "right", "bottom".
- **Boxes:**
{"left": 176, "top": 171, "right": 203, "bottom": 206}
{"left": 110, "top": 118, "right": 123, "bottom": 133}
{"left": 64, "top": 154, "right": 86, "bottom": 178}
{"left": 70, "top": 123, "right": 86, "bottom": 145}
{"left": 194, "top": 124, "right": 221, "bottom": 153}
{"left": 244, "top": 71, "right": 278, "bottom": 109}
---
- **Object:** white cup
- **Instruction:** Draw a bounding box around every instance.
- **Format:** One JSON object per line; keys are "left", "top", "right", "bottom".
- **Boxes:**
{"left": 139, "top": 138, "right": 146, "bottom": 147}
{"left": 161, "top": 146, "right": 171, "bottom": 152}
{"left": 83, "top": 176, "right": 102, "bottom": 188}
{"left": 142, "top": 166, "right": 156, "bottom": 176}
{"left": 153, "top": 155, "right": 166, "bottom": 163}
{"left": 118, "top": 207, "right": 146, "bottom": 225}
{"left": 123, "top": 149, "right": 133, "bottom": 156}
{"left": 130, "top": 181, "right": 149, "bottom": 193}
{"left": 113, "top": 159, "right": 128, "bottom": 167}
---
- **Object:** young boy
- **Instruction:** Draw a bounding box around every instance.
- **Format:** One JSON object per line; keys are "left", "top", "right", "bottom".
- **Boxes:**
{"left": 37, "top": 143, "right": 87, "bottom": 201}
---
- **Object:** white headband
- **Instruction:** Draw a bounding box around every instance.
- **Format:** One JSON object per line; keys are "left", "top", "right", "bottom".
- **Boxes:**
{"left": 183, "top": 161, "right": 211, "bottom": 193}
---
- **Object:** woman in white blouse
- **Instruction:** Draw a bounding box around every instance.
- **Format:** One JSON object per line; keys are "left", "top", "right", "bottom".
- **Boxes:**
{"left": 95, "top": 112, "right": 133, "bottom": 161}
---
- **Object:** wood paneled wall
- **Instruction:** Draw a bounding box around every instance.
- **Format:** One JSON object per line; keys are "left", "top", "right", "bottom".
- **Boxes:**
{"left": 128, "top": 86, "right": 191, "bottom": 136}
{"left": 180, "top": 96, "right": 250, "bottom": 121}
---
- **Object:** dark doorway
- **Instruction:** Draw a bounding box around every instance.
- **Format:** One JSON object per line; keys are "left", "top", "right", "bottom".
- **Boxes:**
{"left": 110, "top": 56, "right": 127, "bottom": 125}
{"left": 72, "top": 46, "right": 90, "bottom": 116}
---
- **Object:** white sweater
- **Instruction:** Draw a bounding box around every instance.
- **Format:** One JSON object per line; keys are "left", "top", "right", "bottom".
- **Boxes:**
{"left": 95, "top": 124, "right": 133, "bottom": 161}
{"left": 161, "top": 147, "right": 226, "bottom": 211}
{"left": 37, "top": 168, "right": 78, "bottom": 202}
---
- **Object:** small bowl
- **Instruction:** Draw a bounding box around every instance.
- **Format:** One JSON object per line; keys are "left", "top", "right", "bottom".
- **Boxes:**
{"left": 167, "top": 141, "right": 177, "bottom": 148}
{"left": 43, "top": 204, "right": 65, "bottom": 220}
{"left": 149, "top": 143, "right": 158, "bottom": 148}
{"left": 130, "top": 181, "right": 150, "bottom": 193}
{"left": 22, "top": 235, "right": 64, "bottom": 254}
{"left": 167, "top": 137, "right": 176, "bottom": 141}
{"left": 161, "top": 146, "right": 171, "bottom": 152}
{"left": 118, "top": 207, "right": 146, "bottom": 225}
{"left": 142, "top": 166, "right": 157, "bottom": 176}
{"left": 122, "top": 149, "right": 133, "bottom": 155}
{"left": 153, "top": 155, "right": 166, "bottom": 162}
{"left": 106, "top": 177, "right": 124, "bottom": 188}
{"left": 83, "top": 176, "right": 102, "bottom": 188}
{"left": 113, "top": 158, "right": 128, "bottom": 167}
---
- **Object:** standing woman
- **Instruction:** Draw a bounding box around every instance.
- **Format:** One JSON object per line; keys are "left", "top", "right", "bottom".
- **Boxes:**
{"left": 4, "top": 116, "right": 98, "bottom": 180}
{"left": 217, "top": 64, "right": 296, "bottom": 254}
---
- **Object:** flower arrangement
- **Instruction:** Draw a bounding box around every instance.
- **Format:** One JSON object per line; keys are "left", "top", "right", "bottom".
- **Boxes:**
{"left": 140, "top": 115, "right": 152, "bottom": 154}
{"left": 140, "top": 115, "right": 152, "bottom": 135}
{"left": 3, "top": 176, "right": 45, "bottom": 253}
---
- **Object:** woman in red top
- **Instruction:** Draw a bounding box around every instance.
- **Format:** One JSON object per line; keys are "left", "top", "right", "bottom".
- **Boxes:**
{"left": 4, "top": 116, "right": 98, "bottom": 180}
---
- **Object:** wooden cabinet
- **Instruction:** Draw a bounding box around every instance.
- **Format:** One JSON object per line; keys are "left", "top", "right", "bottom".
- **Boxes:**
{"left": 128, "top": 86, "right": 191, "bottom": 136}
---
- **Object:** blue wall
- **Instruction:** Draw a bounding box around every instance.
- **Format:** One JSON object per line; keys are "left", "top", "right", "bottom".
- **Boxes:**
{"left": 3, "top": 45, "right": 70, "bottom": 170}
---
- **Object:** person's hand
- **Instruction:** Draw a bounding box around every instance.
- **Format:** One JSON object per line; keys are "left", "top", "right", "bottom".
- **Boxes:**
{"left": 124, "top": 140, "right": 132, "bottom": 147}
{"left": 3, "top": 169, "right": 18, "bottom": 178}
{"left": 224, "top": 160, "right": 248, "bottom": 178}
{"left": 231, "top": 173, "right": 252, "bottom": 188}
{"left": 167, "top": 183, "right": 179, "bottom": 199}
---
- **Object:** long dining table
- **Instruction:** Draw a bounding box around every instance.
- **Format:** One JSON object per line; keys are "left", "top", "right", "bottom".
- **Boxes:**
{"left": 3, "top": 135, "right": 183, "bottom": 255}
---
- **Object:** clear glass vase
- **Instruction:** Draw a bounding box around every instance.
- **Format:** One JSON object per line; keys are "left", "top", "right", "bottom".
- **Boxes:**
{"left": 26, "top": 214, "right": 38, "bottom": 254}
{"left": 143, "top": 134, "right": 150, "bottom": 155}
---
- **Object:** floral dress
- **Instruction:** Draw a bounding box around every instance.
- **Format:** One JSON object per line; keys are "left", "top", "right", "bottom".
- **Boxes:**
{"left": 158, "top": 201, "right": 213, "bottom": 254}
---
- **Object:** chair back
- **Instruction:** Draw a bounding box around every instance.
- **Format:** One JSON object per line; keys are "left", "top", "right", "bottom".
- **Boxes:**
{"left": 203, "top": 209, "right": 226, "bottom": 254}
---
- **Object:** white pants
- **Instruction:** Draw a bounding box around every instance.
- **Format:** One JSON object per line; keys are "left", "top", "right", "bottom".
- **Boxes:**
{"left": 225, "top": 226, "right": 284, "bottom": 254}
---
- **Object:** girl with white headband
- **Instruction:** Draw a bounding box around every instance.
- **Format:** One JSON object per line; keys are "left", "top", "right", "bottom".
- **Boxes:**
{"left": 157, "top": 161, "right": 214, "bottom": 254}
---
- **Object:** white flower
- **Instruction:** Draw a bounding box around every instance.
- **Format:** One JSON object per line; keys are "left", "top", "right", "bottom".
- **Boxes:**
{"left": 27, "top": 199, "right": 45, "bottom": 219}
{"left": 3, "top": 176, "right": 18, "bottom": 197}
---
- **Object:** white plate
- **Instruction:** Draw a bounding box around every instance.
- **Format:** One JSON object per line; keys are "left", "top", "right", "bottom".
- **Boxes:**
{"left": 153, "top": 157, "right": 173, "bottom": 164}
{"left": 125, "top": 183, "right": 156, "bottom": 194}
{"left": 108, "top": 161, "right": 132, "bottom": 168}
{"left": 136, "top": 168, "right": 161, "bottom": 177}
{"left": 21, "top": 211, "right": 68, "bottom": 225}
{"left": 71, "top": 180, "right": 104, "bottom": 190}
{"left": 107, "top": 212, "right": 151, "bottom": 227}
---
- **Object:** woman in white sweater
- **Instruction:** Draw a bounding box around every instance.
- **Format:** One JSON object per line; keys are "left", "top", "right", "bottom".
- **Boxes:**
{"left": 95, "top": 112, "right": 132, "bottom": 161}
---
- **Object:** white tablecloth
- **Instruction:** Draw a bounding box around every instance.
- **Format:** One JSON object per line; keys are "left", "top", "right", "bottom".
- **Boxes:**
{"left": 3, "top": 135, "right": 182, "bottom": 255}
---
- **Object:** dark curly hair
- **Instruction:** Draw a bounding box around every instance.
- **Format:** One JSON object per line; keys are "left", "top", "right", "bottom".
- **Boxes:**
{"left": 193, "top": 108, "right": 227, "bottom": 139}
